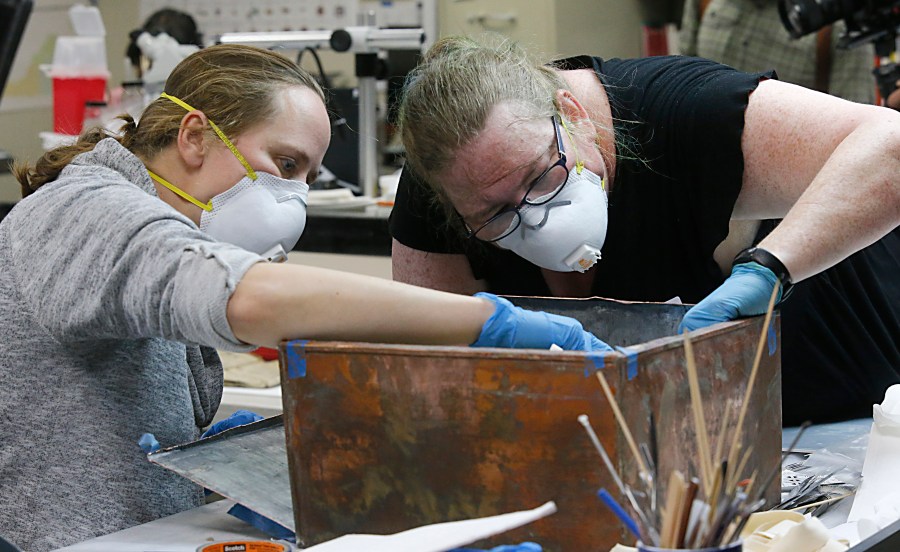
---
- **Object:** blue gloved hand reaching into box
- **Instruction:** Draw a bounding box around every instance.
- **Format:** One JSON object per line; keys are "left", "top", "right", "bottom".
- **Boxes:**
{"left": 678, "top": 262, "right": 782, "bottom": 333}
{"left": 472, "top": 293, "right": 613, "bottom": 352}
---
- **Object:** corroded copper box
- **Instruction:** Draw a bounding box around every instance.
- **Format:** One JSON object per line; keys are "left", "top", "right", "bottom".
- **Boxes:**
{"left": 278, "top": 297, "right": 782, "bottom": 550}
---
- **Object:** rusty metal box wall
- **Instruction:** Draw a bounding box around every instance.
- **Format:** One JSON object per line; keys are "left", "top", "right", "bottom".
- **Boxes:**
{"left": 278, "top": 298, "right": 782, "bottom": 550}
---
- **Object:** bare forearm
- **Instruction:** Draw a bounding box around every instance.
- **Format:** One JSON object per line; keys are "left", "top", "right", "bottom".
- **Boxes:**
{"left": 391, "top": 239, "right": 488, "bottom": 294}
{"left": 226, "top": 262, "right": 494, "bottom": 348}
{"left": 759, "top": 118, "right": 900, "bottom": 282}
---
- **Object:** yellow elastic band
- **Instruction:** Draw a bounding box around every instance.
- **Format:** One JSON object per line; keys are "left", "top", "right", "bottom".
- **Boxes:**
{"left": 160, "top": 92, "right": 258, "bottom": 181}
{"left": 147, "top": 169, "right": 213, "bottom": 212}
{"left": 558, "top": 115, "right": 585, "bottom": 175}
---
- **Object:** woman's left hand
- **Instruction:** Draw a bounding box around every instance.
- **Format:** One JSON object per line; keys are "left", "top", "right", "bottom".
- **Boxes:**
{"left": 678, "top": 262, "right": 780, "bottom": 332}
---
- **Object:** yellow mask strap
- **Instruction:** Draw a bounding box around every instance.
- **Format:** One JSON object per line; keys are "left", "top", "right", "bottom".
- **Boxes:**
{"left": 147, "top": 169, "right": 213, "bottom": 212}
{"left": 160, "top": 92, "right": 258, "bottom": 181}
{"left": 558, "top": 116, "right": 585, "bottom": 175}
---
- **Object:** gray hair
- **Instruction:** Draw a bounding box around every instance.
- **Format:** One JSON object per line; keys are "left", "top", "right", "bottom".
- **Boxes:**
{"left": 399, "top": 35, "right": 567, "bottom": 190}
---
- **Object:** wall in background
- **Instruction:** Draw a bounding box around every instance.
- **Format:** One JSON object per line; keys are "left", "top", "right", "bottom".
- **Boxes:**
{"left": 439, "top": 0, "right": 643, "bottom": 60}
{"left": 0, "top": 0, "right": 138, "bottom": 202}
{"left": 0, "top": 0, "right": 645, "bottom": 203}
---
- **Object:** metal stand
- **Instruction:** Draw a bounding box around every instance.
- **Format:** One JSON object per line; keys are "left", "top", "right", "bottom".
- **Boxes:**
{"left": 219, "top": 26, "right": 424, "bottom": 198}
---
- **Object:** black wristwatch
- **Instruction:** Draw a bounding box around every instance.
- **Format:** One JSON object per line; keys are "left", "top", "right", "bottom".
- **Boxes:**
{"left": 732, "top": 246, "right": 794, "bottom": 302}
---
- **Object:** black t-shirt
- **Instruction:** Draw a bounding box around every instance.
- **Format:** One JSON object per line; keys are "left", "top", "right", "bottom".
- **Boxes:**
{"left": 390, "top": 55, "right": 900, "bottom": 424}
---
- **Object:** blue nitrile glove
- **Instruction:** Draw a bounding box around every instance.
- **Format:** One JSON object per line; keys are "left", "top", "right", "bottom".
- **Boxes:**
{"left": 201, "top": 409, "right": 264, "bottom": 438}
{"left": 142, "top": 412, "right": 289, "bottom": 540}
{"left": 227, "top": 503, "right": 295, "bottom": 542}
{"left": 201, "top": 411, "right": 292, "bottom": 540}
{"left": 138, "top": 433, "right": 160, "bottom": 453}
{"left": 472, "top": 293, "right": 613, "bottom": 352}
{"left": 137, "top": 410, "right": 263, "bottom": 454}
{"left": 678, "top": 262, "right": 781, "bottom": 333}
{"left": 451, "top": 543, "right": 542, "bottom": 552}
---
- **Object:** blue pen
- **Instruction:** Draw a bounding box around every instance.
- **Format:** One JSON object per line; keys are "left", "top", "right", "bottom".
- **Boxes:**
{"left": 597, "top": 488, "right": 641, "bottom": 540}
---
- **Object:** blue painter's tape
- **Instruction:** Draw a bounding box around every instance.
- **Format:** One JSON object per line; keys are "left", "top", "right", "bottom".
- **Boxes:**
{"left": 284, "top": 339, "right": 309, "bottom": 379}
{"left": 616, "top": 346, "right": 639, "bottom": 381}
{"left": 585, "top": 352, "right": 605, "bottom": 377}
{"left": 767, "top": 318, "right": 777, "bottom": 356}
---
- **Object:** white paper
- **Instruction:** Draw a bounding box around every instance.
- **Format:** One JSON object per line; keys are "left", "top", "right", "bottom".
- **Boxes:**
{"left": 303, "top": 501, "right": 557, "bottom": 552}
{"left": 848, "top": 384, "right": 900, "bottom": 523}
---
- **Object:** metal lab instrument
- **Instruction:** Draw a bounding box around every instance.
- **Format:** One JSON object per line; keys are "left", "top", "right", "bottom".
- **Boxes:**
{"left": 219, "top": 23, "right": 425, "bottom": 199}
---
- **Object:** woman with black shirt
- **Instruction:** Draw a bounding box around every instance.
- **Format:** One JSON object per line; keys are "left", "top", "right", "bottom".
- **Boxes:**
{"left": 390, "top": 36, "right": 900, "bottom": 424}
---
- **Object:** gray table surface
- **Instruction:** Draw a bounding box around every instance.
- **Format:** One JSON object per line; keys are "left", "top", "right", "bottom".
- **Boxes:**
{"left": 58, "top": 418, "right": 875, "bottom": 550}
{"left": 53, "top": 499, "right": 283, "bottom": 551}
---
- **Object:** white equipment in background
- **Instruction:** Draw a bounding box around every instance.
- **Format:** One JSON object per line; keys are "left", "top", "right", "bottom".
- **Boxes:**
{"left": 219, "top": 22, "right": 424, "bottom": 199}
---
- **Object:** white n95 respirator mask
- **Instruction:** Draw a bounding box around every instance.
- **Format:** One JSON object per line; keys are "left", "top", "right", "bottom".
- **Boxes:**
{"left": 149, "top": 167, "right": 310, "bottom": 263}
{"left": 495, "top": 165, "right": 608, "bottom": 273}
{"left": 199, "top": 172, "right": 309, "bottom": 263}
{"left": 148, "top": 92, "right": 310, "bottom": 263}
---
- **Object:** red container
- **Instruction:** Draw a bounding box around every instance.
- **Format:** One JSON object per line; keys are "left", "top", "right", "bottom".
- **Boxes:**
{"left": 52, "top": 76, "right": 107, "bottom": 135}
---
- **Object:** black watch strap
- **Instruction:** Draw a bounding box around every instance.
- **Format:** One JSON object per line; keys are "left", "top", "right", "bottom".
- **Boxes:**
{"left": 733, "top": 246, "right": 794, "bottom": 302}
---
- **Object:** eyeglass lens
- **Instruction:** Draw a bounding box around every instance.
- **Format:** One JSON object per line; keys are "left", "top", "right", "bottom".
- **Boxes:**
{"left": 478, "top": 163, "right": 569, "bottom": 241}
{"left": 471, "top": 116, "right": 570, "bottom": 242}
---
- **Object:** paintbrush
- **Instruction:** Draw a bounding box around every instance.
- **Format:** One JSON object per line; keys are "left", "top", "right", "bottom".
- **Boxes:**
{"left": 674, "top": 477, "right": 699, "bottom": 547}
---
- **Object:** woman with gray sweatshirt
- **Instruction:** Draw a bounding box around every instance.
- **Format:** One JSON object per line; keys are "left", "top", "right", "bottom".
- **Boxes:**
{"left": 0, "top": 44, "right": 608, "bottom": 549}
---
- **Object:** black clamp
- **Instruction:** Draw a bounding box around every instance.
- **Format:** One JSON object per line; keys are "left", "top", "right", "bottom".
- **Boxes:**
{"left": 733, "top": 246, "right": 794, "bottom": 302}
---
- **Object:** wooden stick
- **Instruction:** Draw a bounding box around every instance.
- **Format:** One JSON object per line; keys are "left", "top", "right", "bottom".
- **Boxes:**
{"left": 726, "top": 283, "right": 781, "bottom": 472}
{"left": 729, "top": 444, "right": 754, "bottom": 493}
{"left": 714, "top": 403, "right": 732, "bottom": 480}
{"left": 675, "top": 478, "right": 699, "bottom": 547}
{"left": 660, "top": 470, "right": 686, "bottom": 547}
{"left": 683, "top": 331, "right": 714, "bottom": 497}
{"left": 707, "top": 460, "right": 726, "bottom": 524}
{"left": 788, "top": 491, "right": 856, "bottom": 511}
{"left": 726, "top": 433, "right": 742, "bottom": 503}
{"left": 595, "top": 370, "right": 650, "bottom": 478}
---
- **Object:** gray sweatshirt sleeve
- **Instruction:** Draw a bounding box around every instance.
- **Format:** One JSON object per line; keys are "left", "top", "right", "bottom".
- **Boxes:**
{"left": 6, "top": 170, "right": 263, "bottom": 350}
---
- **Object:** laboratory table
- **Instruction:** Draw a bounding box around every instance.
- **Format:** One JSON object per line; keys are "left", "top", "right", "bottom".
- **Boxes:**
{"left": 54, "top": 418, "right": 876, "bottom": 551}
{"left": 53, "top": 499, "right": 276, "bottom": 551}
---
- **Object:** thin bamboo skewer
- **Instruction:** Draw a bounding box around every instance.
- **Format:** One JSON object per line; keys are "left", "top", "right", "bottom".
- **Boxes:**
{"left": 595, "top": 370, "right": 650, "bottom": 478}
{"left": 726, "top": 283, "right": 781, "bottom": 473}
{"left": 660, "top": 470, "right": 686, "bottom": 547}
{"left": 788, "top": 491, "right": 855, "bottom": 512}
{"left": 683, "top": 330, "right": 714, "bottom": 497}
{"left": 713, "top": 404, "right": 732, "bottom": 484}
{"left": 706, "top": 461, "right": 726, "bottom": 524}
{"left": 729, "top": 445, "right": 754, "bottom": 493}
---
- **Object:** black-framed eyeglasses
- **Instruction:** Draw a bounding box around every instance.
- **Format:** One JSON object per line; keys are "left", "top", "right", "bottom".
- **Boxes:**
{"left": 464, "top": 115, "right": 570, "bottom": 242}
